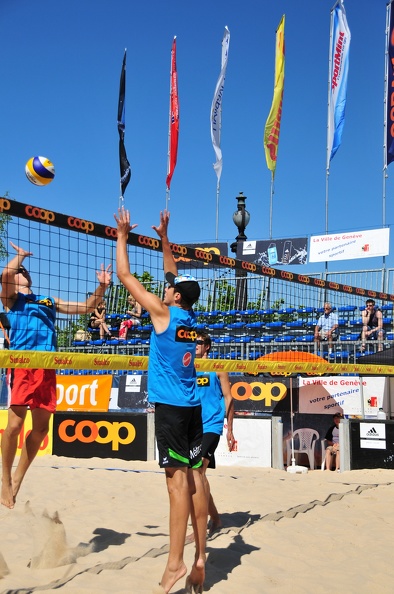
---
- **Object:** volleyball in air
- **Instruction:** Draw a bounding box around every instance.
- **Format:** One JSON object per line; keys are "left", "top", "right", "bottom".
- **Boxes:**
{"left": 25, "top": 156, "right": 55, "bottom": 186}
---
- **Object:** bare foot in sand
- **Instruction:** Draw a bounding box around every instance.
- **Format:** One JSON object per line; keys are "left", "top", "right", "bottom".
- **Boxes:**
{"left": 1, "top": 479, "right": 15, "bottom": 509}
{"left": 185, "top": 557, "right": 205, "bottom": 593}
{"left": 158, "top": 560, "right": 187, "bottom": 593}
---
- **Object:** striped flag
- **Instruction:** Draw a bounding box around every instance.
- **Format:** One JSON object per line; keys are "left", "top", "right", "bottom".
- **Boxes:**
{"left": 117, "top": 50, "right": 131, "bottom": 199}
{"left": 327, "top": 1, "right": 351, "bottom": 165}
{"left": 211, "top": 26, "right": 230, "bottom": 183}
{"left": 386, "top": 0, "right": 394, "bottom": 166}
{"left": 264, "top": 15, "right": 285, "bottom": 177}
{"left": 166, "top": 37, "right": 179, "bottom": 190}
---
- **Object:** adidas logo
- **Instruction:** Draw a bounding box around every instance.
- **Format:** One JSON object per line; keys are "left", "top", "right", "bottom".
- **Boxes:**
{"left": 366, "top": 427, "right": 378, "bottom": 436}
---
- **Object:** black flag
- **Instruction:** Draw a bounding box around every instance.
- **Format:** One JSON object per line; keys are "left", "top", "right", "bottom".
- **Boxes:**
{"left": 118, "top": 50, "right": 131, "bottom": 198}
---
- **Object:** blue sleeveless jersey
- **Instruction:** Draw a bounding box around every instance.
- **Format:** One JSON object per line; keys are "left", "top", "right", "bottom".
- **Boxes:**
{"left": 148, "top": 306, "right": 199, "bottom": 407}
{"left": 197, "top": 371, "right": 225, "bottom": 434}
{"left": 7, "top": 292, "right": 57, "bottom": 351}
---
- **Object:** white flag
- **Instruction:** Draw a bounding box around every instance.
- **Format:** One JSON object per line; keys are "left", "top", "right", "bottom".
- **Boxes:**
{"left": 210, "top": 26, "right": 230, "bottom": 182}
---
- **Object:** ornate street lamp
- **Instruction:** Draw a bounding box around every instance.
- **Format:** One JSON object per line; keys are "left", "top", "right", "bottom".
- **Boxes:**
{"left": 230, "top": 192, "right": 250, "bottom": 310}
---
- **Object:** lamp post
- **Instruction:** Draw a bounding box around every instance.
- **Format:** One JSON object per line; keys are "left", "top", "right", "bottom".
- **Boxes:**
{"left": 230, "top": 192, "right": 250, "bottom": 310}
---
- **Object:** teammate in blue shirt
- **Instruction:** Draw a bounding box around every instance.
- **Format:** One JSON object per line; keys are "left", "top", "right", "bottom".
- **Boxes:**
{"left": 0, "top": 242, "right": 111, "bottom": 509}
{"left": 115, "top": 209, "right": 206, "bottom": 594}
{"left": 196, "top": 331, "right": 235, "bottom": 533}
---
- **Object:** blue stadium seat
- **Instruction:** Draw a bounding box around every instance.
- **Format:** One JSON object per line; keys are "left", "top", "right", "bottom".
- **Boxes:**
{"left": 337, "top": 305, "right": 357, "bottom": 313}
{"left": 208, "top": 322, "right": 225, "bottom": 330}
{"left": 278, "top": 307, "right": 296, "bottom": 314}
{"left": 227, "top": 322, "right": 245, "bottom": 329}
{"left": 257, "top": 309, "right": 277, "bottom": 315}
{"left": 381, "top": 304, "right": 394, "bottom": 311}
{"left": 386, "top": 332, "right": 394, "bottom": 340}
{"left": 296, "top": 307, "right": 315, "bottom": 315}
{"left": 234, "top": 336, "right": 251, "bottom": 343}
{"left": 274, "top": 335, "right": 296, "bottom": 342}
{"left": 254, "top": 335, "right": 274, "bottom": 343}
{"left": 266, "top": 321, "right": 285, "bottom": 329}
{"left": 383, "top": 317, "right": 393, "bottom": 325}
{"left": 246, "top": 321, "right": 264, "bottom": 329}
{"left": 298, "top": 334, "right": 315, "bottom": 342}
{"left": 286, "top": 320, "right": 304, "bottom": 328}
{"left": 340, "top": 333, "right": 360, "bottom": 341}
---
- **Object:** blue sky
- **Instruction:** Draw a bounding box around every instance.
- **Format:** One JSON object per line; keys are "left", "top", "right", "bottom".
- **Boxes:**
{"left": 0, "top": 0, "right": 392, "bottom": 275}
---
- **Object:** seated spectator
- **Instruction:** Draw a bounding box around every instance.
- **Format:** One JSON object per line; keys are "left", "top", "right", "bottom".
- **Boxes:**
{"left": 118, "top": 295, "right": 142, "bottom": 339}
{"left": 90, "top": 299, "right": 111, "bottom": 339}
{"left": 324, "top": 412, "right": 343, "bottom": 471}
{"left": 314, "top": 302, "right": 339, "bottom": 353}
{"left": 361, "top": 299, "right": 384, "bottom": 352}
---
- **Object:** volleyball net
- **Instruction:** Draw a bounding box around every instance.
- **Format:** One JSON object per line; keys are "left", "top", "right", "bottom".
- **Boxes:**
{"left": 0, "top": 196, "right": 393, "bottom": 378}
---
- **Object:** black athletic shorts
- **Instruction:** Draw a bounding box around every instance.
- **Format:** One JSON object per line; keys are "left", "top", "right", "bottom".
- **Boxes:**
{"left": 155, "top": 403, "right": 203, "bottom": 469}
{"left": 201, "top": 432, "right": 221, "bottom": 469}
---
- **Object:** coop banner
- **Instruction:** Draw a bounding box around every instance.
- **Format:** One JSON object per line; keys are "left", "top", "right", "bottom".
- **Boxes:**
{"left": 237, "top": 238, "right": 307, "bottom": 266}
{"left": 56, "top": 374, "right": 112, "bottom": 412}
{"left": 309, "top": 228, "right": 390, "bottom": 262}
{"left": 174, "top": 242, "right": 228, "bottom": 269}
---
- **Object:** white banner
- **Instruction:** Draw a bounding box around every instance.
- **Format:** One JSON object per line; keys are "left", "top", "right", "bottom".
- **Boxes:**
{"left": 210, "top": 26, "right": 230, "bottom": 182}
{"left": 309, "top": 228, "right": 390, "bottom": 262}
{"left": 216, "top": 418, "right": 271, "bottom": 467}
{"left": 299, "top": 376, "right": 387, "bottom": 417}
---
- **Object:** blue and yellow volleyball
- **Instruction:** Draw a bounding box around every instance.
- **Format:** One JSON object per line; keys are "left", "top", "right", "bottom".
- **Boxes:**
{"left": 25, "top": 156, "right": 55, "bottom": 186}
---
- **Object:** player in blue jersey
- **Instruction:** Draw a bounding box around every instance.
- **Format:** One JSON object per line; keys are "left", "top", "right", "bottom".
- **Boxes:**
{"left": 195, "top": 331, "right": 235, "bottom": 533}
{"left": 0, "top": 242, "right": 112, "bottom": 509}
{"left": 115, "top": 209, "right": 207, "bottom": 594}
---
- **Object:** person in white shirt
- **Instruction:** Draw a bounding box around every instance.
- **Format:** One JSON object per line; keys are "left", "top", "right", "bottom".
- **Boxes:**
{"left": 314, "top": 302, "right": 339, "bottom": 353}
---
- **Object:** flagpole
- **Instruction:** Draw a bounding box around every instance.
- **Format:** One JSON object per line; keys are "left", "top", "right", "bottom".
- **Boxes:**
{"left": 269, "top": 173, "right": 274, "bottom": 239}
{"left": 383, "top": 2, "right": 392, "bottom": 276}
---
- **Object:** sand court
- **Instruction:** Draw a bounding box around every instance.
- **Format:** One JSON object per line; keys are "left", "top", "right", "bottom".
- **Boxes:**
{"left": 0, "top": 457, "right": 393, "bottom": 593}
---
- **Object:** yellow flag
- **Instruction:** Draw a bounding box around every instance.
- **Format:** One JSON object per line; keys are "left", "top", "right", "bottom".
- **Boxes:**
{"left": 264, "top": 15, "right": 285, "bottom": 176}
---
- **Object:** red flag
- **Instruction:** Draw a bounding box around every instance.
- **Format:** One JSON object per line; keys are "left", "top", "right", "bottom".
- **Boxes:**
{"left": 166, "top": 37, "right": 179, "bottom": 190}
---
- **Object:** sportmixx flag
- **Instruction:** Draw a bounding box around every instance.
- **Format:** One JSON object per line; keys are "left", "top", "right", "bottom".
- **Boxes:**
{"left": 166, "top": 37, "right": 179, "bottom": 190}
{"left": 386, "top": 0, "right": 394, "bottom": 166}
{"left": 264, "top": 16, "right": 285, "bottom": 177}
{"left": 327, "top": 1, "right": 351, "bottom": 165}
{"left": 117, "top": 50, "right": 131, "bottom": 199}
{"left": 211, "top": 26, "right": 230, "bottom": 183}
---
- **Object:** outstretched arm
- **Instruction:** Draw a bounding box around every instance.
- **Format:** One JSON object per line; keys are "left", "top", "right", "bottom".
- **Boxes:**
{"left": 218, "top": 371, "right": 235, "bottom": 451}
{"left": 114, "top": 208, "right": 167, "bottom": 327}
{"left": 1, "top": 242, "right": 33, "bottom": 308}
{"left": 152, "top": 210, "right": 177, "bottom": 277}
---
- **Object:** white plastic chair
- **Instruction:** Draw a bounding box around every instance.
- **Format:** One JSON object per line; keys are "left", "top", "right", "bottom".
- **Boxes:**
{"left": 286, "top": 428, "right": 319, "bottom": 470}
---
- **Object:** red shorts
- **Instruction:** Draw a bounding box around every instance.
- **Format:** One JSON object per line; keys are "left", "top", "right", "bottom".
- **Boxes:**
{"left": 7, "top": 368, "right": 57, "bottom": 412}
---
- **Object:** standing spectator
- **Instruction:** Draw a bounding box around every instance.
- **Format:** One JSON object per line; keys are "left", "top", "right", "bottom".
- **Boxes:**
{"left": 314, "top": 302, "right": 339, "bottom": 353}
{"left": 195, "top": 331, "right": 235, "bottom": 534}
{"left": 1, "top": 242, "right": 111, "bottom": 509}
{"left": 361, "top": 299, "right": 384, "bottom": 352}
{"left": 115, "top": 209, "right": 207, "bottom": 594}
{"left": 118, "top": 295, "right": 142, "bottom": 339}
{"left": 324, "top": 412, "right": 343, "bottom": 471}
